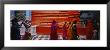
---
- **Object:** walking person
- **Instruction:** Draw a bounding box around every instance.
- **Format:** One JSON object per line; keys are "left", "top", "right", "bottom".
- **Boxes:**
{"left": 72, "top": 21, "right": 79, "bottom": 40}
{"left": 67, "top": 22, "right": 73, "bottom": 40}
{"left": 62, "top": 22, "right": 68, "bottom": 40}
{"left": 50, "top": 20, "right": 58, "bottom": 40}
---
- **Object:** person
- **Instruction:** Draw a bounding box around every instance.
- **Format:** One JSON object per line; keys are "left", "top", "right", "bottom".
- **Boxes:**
{"left": 72, "top": 21, "right": 79, "bottom": 40}
{"left": 92, "top": 22, "right": 99, "bottom": 40}
{"left": 11, "top": 17, "right": 21, "bottom": 40}
{"left": 96, "top": 22, "right": 100, "bottom": 40}
{"left": 62, "top": 22, "right": 68, "bottom": 40}
{"left": 86, "top": 20, "right": 93, "bottom": 40}
{"left": 92, "top": 29, "right": 98, "bottom": 40}
{"left": 67, "top": 22, "right": 73, "bottom": 40}
{"left": 50, "top": 20, "right": 58, "bottom": 40}
{"left": 22, "top": 20, "right": 32, "bottom": 40}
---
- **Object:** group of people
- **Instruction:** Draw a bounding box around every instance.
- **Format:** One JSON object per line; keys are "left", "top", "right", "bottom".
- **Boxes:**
{"left": 50, "top": 19, "right": 100, "bottom": 40}
{"left": 50, "top": 20, "right": 79, "bottom": 40}
{"left": 11, "top": 18, "right": 99, "bottom": 40}
{"left": 11, "top": 11, "right": 99, "bottom": 40}
{"left": 11, "top": 11, "right": 31, "bottom": 40}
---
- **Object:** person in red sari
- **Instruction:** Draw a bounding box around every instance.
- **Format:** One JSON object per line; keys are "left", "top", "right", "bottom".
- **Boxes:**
{"left": 86, "top": 20, "right": 93, "bottom": 40}
{"left": 50, "top": 20, "right": 58, "bottom": 40}
{"left": 62, "top": 22, "right": 68, "bottom": 40}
